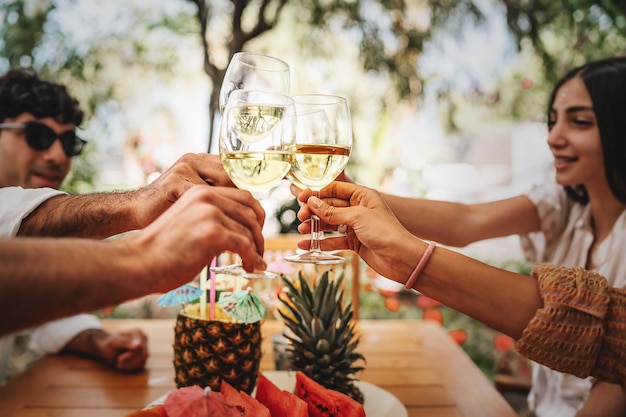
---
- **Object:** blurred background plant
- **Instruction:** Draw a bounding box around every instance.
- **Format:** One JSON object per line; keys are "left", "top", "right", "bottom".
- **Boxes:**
{"left": 2, "top": 0, "right": 625, "bottom": 194}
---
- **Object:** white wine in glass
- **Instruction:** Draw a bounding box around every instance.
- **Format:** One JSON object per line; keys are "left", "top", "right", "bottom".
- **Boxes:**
{"left": 227, "top": 104, "right": 285, "bottom": 146}
{"left": 212, "top": 52, "right": 291, "bottom": 279}
{"left": 289, "top": 144, "right": 350, "bottom": 189}
{"left": 214, "top": 89, "right": 296, "bottom": 278}
{"left": 285, "top": 94, "right": 352, "bottom": 265}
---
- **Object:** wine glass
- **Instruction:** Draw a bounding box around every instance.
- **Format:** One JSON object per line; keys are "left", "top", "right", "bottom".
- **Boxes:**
{"left": 219, "top": 52, "right": 290, "bottom": 113}
{"left": 284, "top": 94, "right": 352, "bottom": 265}
{"left": 211, "top": 52, "right": 291, "bottom": 279}
{"left": 212, "top": 89, "right": 296, "bottom": 279}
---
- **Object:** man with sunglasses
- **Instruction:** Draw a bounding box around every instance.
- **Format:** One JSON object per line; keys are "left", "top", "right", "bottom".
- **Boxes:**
{"left": 0, "top": 68, "right": 150, "bottom": 383}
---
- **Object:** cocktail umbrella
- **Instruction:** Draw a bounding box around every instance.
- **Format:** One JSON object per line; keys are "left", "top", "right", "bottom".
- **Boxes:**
{"left": 157, "top": 284, "right": 203, "bottom": 306}
{"left": 164, "top": 386, "right": 239, "bottom": 417}
{"left": 218, "top": 288, "right": 266, "bottom": 323}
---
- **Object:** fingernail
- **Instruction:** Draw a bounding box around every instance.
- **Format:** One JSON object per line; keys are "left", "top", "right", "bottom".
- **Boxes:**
{"left": 309, "top": 196, "right": 322, "bottom": 208}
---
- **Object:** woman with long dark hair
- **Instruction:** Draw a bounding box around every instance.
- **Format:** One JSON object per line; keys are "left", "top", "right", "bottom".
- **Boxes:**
{"left": 298, "top": 56, "right": 626, "bottom": 417}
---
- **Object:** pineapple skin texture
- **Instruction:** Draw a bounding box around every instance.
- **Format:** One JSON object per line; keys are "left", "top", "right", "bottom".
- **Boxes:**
{"left": 172, "top": 314, "right": 262, "bottom": 394}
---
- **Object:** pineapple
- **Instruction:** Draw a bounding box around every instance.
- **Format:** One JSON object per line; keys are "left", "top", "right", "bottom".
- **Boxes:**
{"left": 172, "top": 304, "right": 262, "bottom": 394}
{"left": 279, "top": 271, "right": 365, "bottom": 403}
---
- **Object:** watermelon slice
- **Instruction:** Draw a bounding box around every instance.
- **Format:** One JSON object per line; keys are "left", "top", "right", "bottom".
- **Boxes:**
{"left": 165, "top": 385, "right": 239, "bottom": 417}
{"left": 220, "top": 380, "right": 271, "bottom": 417}
{"left": 295, "top": 371, "right": 365, "bottom": 417}
{"left": 124, "top": 404, "right": 167, "bottom": 417}
{"left": 255, "top": 373, "right": 309, "bottom": 417}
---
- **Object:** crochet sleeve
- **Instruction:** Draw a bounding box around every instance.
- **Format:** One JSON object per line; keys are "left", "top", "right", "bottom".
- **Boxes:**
{"left": 515, "top": 263, "right": 626, "bottom": 389}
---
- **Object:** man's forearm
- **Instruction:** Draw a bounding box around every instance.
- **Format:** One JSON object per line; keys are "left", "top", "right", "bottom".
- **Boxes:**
{"left": 0, "top": 237, "right": 145, "bottom": 335}
{"left": 18, "top": 192, "right": 138, "bottom": 238}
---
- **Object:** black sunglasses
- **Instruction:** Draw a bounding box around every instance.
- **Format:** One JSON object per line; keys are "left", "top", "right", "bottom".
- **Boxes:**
{"left": 0, "top": 121, "right": 86, "bottom": 157}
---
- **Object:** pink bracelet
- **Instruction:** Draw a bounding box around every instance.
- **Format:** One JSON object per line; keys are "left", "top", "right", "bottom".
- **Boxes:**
{"left": 404, "top": 241, "right": 437, "bottom": 290}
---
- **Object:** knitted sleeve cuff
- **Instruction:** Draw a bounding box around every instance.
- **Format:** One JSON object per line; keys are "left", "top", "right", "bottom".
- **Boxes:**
{"left": 515, "top": 263, "right": 609, "bottom": 379}
{"left": 592, "top": 286, "right": 626, "bottom": 388}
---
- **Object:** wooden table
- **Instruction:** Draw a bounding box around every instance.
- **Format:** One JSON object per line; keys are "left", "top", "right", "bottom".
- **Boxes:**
{"left": 0, "top": 319, "right": 517, "bottom": 417}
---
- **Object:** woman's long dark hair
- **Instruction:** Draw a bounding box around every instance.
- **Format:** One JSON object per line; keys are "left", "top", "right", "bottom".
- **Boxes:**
{"left": 547, "top": 56, "right": 626, "bottom": 204}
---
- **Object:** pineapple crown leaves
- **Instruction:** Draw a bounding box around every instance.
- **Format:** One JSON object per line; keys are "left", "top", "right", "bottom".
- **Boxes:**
{"left": 278, "top": 271, "right": 365, "bottom": 373}
{"left": 278, "top": 271, "right": 351, "bottom": 337}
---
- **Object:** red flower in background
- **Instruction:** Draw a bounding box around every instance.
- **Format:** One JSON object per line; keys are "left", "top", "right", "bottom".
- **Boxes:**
{"left": 422, "top": 308, "right": 444, "bottom": 324}
{"left": 494, "top": 334, "right": 514, "bottom": 351}
{"left": 416, "top": 295, "right": 443, "bottom": 310}
{"left": 383, "top": 297, "right": 400, "bottom": 312}
{"left": 448, "top": 329, "right": 467, "bottom": 345}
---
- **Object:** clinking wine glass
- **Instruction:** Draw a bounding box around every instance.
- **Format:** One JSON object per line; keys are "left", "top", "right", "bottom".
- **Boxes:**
{"left": 219, "top": 52, "right": 292, "bottom": 190}
{"left": 211, "top": 52, "right": 290, "bottom": 278}
{"left": 219, "top": 52, "right": 290, "bottom": 113}
{"left": 211, "top": 89, "right": 296, "bottom": 279}
{"left": 284, "top": 94, "right": 352, "bottom": 265}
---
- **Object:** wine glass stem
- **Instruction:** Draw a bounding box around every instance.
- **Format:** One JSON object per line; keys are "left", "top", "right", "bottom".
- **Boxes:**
{"left": 309, "top": 190, "right": 322, "bottom": 252}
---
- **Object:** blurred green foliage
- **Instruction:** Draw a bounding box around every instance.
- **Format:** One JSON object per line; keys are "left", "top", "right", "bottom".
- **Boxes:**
{"left": 1, "top": 0, "right": 624, "bottom": 189}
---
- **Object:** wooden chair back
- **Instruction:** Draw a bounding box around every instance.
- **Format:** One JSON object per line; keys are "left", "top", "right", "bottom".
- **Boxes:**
{"left": 262, "top": 234, "right": 361, "bottom": 319}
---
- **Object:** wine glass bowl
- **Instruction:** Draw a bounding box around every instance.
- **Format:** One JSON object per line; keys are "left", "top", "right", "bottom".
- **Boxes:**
{"left": 212, "top": 52, "right": 292, "bottom": 280}
{"left": 219, "top": 52, "right": 290, "bottom": 112}
{"left": 285, "top": 94, "right": 352, "bottom": 265}
{"left": 229, "top": 104, "right": 285, "bottom": 145}
{"left": 214, "top": 89, "right": 296, "bottom": 279}
{"left": 220, "top": 90, "right": 295, "bottom": 195}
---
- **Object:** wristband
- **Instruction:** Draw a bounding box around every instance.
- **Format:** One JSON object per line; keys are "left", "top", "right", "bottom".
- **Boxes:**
{"left": 404, "top": 241, "right": 437, "bottom": 290}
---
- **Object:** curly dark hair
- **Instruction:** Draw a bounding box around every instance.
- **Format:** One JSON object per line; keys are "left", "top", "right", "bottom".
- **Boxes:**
{"left": 0, "top": 68, "right": 83, "bottom": 126}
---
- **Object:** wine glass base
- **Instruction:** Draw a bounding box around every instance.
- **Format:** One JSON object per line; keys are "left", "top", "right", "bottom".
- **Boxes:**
{"left": 285, "top": 251, "right": 345, "bottom": 265}
{"left": 210, "top": 264, "right": 279, "bottom": 280}
{"left": 210, "top": 263, "right": 241, "bottom": 274}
